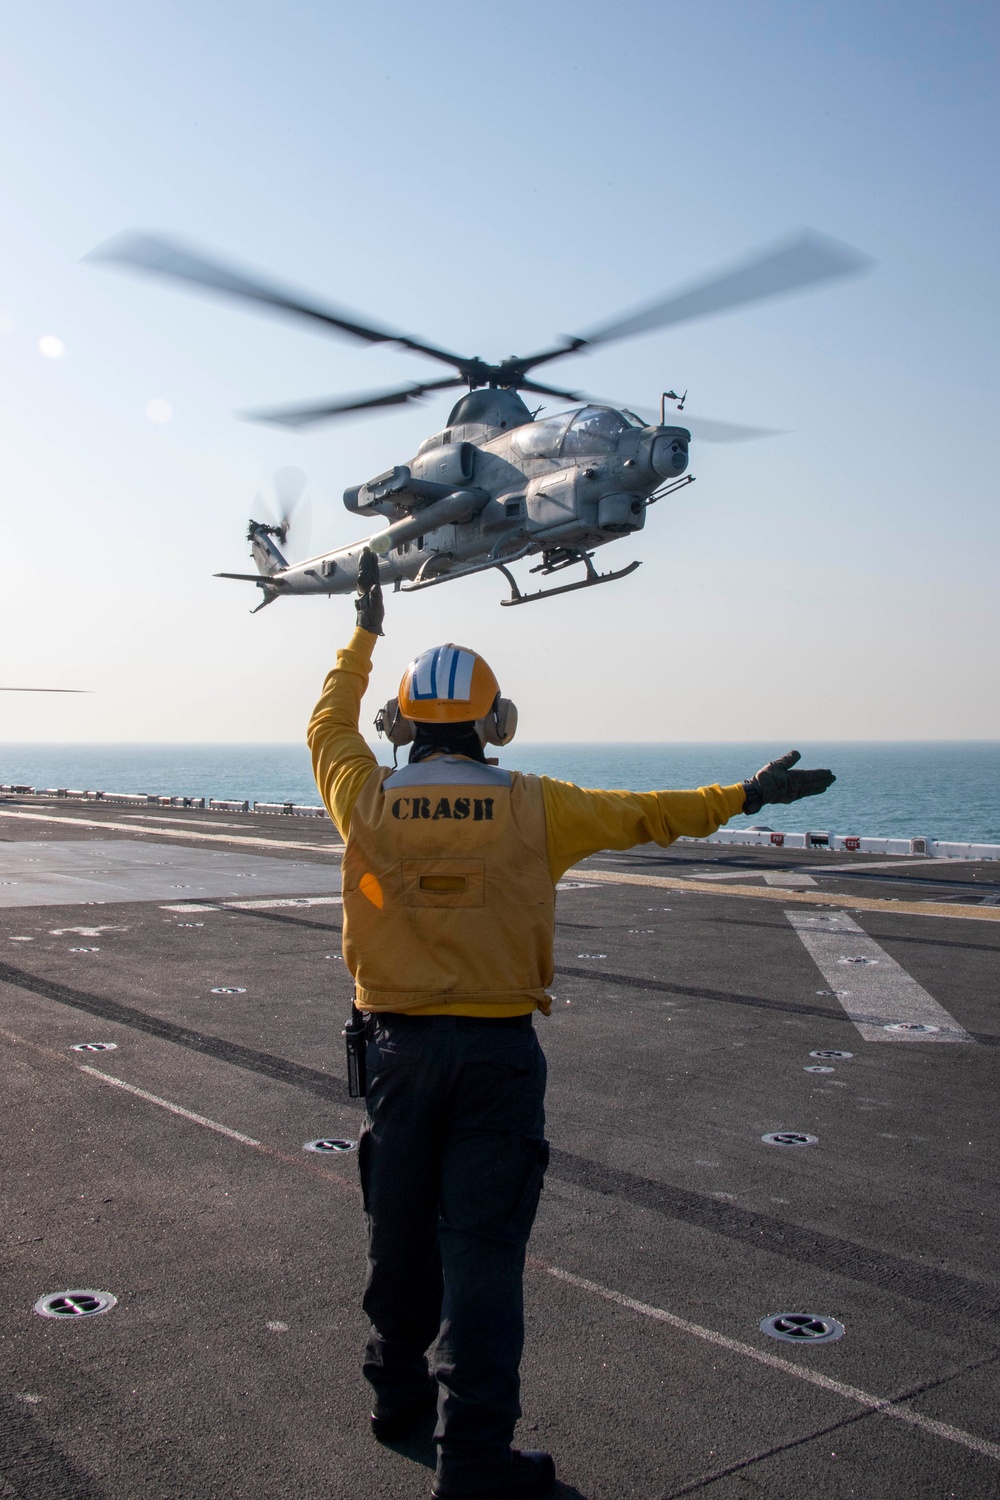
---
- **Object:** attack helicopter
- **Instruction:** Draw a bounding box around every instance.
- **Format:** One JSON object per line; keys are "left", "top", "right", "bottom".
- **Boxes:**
{"left": 91, "top": 229, "right": 871, "bottom": 609}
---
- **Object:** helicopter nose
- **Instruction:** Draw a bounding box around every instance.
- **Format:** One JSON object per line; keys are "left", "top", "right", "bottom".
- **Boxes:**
{"left": 651, "top": 433, "right": 689, "bottom": 479}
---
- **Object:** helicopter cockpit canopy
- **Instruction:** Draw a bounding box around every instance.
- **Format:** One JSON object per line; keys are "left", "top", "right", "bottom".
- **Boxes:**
{"left": 511, "top": 405, "right": 635, "bottom": 461}
{"left": 562, "top": 405, "right": 634, "bottom": 455}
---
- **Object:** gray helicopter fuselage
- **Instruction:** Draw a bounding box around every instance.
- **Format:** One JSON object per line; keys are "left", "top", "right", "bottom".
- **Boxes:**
{"left": 98, "top": 225, "right": 870, "bottom": 609}
{"left": 252, "top": 391, "right": 690, "bottom": 603}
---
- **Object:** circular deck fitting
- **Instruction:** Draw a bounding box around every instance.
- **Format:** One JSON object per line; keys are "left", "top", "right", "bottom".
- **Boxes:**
{"left": 760, "top": 1313, "right": 844, "bottom": 1344}
{"left": 68, "top": 947, "right": 100, "bottom": 954}
{"left": 304, "top": 1138, "right": 357, "bottom": 1154}
{"left": 884, "top": 1022, "right": 940, "bottom": 1034}
{"left": 210, "top": 986, "right": 247, "bottom": 995}
{"left": 810, "top": 1050, "right": 853, "bottom": 1060}
{"left": 577, "top": 953, "right": 606, "bottom": 960}
{"left": 177, "top": 922, "right": 204, "bottom": 928}
{"left": 70, "top": 1042, "right": 117, "bottom": 1054}
{"left": 804, "top": 1065, "right": 834, "bottom": 1074}
{"left": 761, "top": 1132, "right": 818, "bottom": 1148}
{"left": 34, "top": 1290, "right": 117, "bottom": 1320}
{"left": 839, "top": 956, "right": 878, "bottom": 966}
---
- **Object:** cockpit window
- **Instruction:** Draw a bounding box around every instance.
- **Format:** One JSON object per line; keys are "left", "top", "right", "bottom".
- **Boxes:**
{"left": 510, "top": 411, "right": 575, "bottom": 460}
{"left": 561, "top": 405, "right": 631, "bottom": 456}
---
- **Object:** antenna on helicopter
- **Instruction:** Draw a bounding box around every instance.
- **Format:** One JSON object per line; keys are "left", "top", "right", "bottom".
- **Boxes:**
{"left": 660, "top": 390, "right": 688, "bottom": 422}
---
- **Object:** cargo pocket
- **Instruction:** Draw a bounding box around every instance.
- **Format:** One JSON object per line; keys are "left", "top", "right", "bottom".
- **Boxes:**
{"left": 443, "top": 1134, "right": 550, "bottom": 1246}
{"left": 401, "top": 860, "right": 485, "bottom": 908}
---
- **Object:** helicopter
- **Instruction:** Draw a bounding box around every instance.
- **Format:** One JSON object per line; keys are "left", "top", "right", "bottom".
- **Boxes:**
{"left": 91, "top": 228, "right": 871, "bottom": 609}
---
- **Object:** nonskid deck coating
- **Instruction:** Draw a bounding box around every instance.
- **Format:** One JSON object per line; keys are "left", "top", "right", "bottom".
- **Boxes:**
{"left": 0, "top": 838, "right": 343, "bottom": 907}
{"left": 1, "top": 795, "right": 999, "bottom": 1500}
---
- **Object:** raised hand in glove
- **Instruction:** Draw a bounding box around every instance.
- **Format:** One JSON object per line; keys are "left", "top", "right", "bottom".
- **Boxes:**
{"left": 742, "top": 750, "right": 835, "bottom": 816}
{"left": 355, "top": 547, "right": 384, "bottom": 636}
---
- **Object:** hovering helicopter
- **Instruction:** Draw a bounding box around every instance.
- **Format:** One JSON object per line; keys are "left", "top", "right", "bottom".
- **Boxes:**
{"left": 91, "top": 228, "right": 871, "bottom": 609}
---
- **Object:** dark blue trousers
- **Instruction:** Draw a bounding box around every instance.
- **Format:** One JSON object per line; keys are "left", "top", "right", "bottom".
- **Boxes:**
{"left": 359, "top": 1012, "right": 548, "bottom": 1489}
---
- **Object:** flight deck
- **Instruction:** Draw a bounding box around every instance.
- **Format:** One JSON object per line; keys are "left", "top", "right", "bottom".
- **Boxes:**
{"left": 2, "top": 794, "right": 999, "bottom": 1499}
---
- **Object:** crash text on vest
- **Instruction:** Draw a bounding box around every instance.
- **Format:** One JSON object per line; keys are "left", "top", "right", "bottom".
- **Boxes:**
{"left": 390, "top": 796, "right": 495, "bottom": 822}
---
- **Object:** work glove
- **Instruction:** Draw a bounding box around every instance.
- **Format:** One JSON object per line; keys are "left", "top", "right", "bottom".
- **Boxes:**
{"left": 742, "top": 750, "right": 835, "bottom": 816}
{"left": 355, "top": 547, "right": 384, "bottom": 636}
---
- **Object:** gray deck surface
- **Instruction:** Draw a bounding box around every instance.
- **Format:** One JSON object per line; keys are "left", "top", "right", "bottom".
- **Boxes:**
{"left": 2, "top": 795, "right": 999, "bottom": 1500}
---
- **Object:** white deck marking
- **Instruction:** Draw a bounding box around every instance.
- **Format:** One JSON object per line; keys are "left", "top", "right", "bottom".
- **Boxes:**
{"left": 222, "top": 895, "right": 343, "bottom": 910}
{"left": 786, "top": 910, "right": 974, "bottom": 1043}
{"left": 803, "top": 857, "right": 986, "bottom": 872}
{"left": 77, "top": 1067, "right": 262, "bottom": 1144}
{"left": 548, "top": 1268, "right": 1000, "bottom": 1465}
{"left": 161, "top": 895, "right": 343, "bottom": 913}
{"left": 687, "top": 870, "right": 817, "bottom": 886}
{"left": 122, "top": 815, "right": 248, "bottom": 828}
{"left": 0, "top": 807, "right": 343, "bottom": 856}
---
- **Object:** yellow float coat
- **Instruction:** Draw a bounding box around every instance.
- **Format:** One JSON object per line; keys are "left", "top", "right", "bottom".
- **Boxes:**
{"left": 308, "top": 628, "right": 747, "bottom": 1017}
{"left": 343, "top": 767, "right": 555, "bottom": 1014}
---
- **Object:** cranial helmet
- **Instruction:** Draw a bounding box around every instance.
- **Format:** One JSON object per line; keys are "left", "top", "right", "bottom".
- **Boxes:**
{"left": 375, "top": 643, "right": 518, "bottom": 749}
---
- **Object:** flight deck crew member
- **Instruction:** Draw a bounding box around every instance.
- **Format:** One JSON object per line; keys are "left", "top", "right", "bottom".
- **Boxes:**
{"left": 307, "top": 551, "right": 835, "bottom": 1500}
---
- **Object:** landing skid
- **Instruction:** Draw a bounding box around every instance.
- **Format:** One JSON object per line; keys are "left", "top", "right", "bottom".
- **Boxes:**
{"left": 498, "top": 555, "right": 641, "bottom": 607}
{"left": 398, "top": 544, "right": 534, "bottom": 594}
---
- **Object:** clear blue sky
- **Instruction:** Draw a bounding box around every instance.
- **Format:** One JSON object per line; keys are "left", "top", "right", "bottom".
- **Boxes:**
{"left": 1, "top": 1, "right": 997, "bottom": 742}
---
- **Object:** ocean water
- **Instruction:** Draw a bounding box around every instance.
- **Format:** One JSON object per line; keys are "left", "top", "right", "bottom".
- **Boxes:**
{"left": 2, "top": 741, "right": 998, "bottom": 844}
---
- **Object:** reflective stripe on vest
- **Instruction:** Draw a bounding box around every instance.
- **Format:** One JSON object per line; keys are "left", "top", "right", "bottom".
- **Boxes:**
{"left": 384, "top": 756, "right": 512, "bottom": 790}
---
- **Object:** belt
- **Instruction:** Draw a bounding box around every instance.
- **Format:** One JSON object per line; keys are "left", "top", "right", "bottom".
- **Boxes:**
{"left": 371, "top": 1012, "right": 533, "bottom": 1031}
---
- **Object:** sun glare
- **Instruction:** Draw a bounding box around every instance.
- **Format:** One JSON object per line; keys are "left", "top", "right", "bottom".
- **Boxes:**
{"left": 146, "top": 398, "right": 173, "bottom": 424}
{"left": 39, "top": 335, "right": 65, "bottom": 359}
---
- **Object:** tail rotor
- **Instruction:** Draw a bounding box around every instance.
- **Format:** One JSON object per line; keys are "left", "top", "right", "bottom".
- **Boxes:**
{"left": 249, "top": 466, "right": 312, "bottom": 556}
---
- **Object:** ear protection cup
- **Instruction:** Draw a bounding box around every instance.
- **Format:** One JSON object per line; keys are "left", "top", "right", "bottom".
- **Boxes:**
{"left": 378, "top": 693, "right": 517, "bottom": 749}
{"left": 374, "top": 698, "right": 415, "bottom": 747}
{"left": 477, "top": 697, "right": 518, "bottom": 747}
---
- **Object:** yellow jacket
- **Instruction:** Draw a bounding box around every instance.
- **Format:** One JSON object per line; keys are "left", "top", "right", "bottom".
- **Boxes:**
{"left": 308, "top": 627, "right": 746, "bottom": 1017}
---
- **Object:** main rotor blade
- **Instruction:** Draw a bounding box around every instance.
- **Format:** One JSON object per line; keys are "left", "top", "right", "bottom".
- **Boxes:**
{"left": 87, "top": 232, "right": 472, "bottom": 371}
{"left": 581, "top": 229, "right": 873, "bottom": 346}
{"left": 681, "top": 414, "right": 782, "bottom": 443}
{"left": 244, "top": 377, "right": 465, "bottom": 429}
{"left": 0, "top": 687, "right": 89, "bottom": 692}
{"left": 518, "top": 228, "right": 874, "bottom": 371}
{"left": 517, "top": 377, "right": 590, "bottom": 402}
{"left": 620, "top": 400, "right": 781, "bottom": 442}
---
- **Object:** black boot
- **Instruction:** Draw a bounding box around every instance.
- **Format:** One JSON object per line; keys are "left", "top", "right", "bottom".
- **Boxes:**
{"left": 370, "top": 1376, "right": 438, "bottom": 1441}
{"left": 431, "top": 1448, "right": 556, "bottom": 1500}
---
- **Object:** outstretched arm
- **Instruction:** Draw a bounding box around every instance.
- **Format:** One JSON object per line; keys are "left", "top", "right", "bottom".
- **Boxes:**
{"left": 540, "top": 747, "right": 835, "bottom": 883}
{"left": 540, "top": 778, "right": 746, "bottom": 884}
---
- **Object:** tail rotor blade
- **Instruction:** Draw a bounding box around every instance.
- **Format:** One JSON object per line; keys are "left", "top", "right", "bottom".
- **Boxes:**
{"left": 253, "top": 467, "right": 312, "bottom": 556}
{"left": 273, "top": 465, "right": 308, "bottom": 520}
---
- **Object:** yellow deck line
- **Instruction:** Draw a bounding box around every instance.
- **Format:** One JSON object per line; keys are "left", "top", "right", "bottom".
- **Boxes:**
{"left": 0, "top": 808, "right": 343, "bottom": 857}
{"left": 574, "top": 867, "right": 1000, "bottom": 923}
